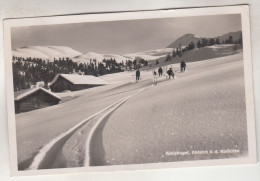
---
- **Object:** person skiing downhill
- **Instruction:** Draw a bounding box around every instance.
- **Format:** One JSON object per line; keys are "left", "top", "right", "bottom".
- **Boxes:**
{"left": 152, "top": 70, "right": 157, "bottom": 85}
{"left": 181, "top": 60, "right": 186, "bottom": 72}
{"left": 136, "top": 68, "right": 140, "bottom": 82}
{"left": 158, "top": 67, "right": 163, "bottom": 77}
{"left": 167, "top": 68, "right": 174, "bottom": 79}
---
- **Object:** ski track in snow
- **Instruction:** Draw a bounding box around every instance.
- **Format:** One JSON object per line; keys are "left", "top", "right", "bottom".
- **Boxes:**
{"left": 28, "top": 88, "right": 146, "bottom": 170}
{"left": 84, "top": 88, "right": 146, "bottom": 166}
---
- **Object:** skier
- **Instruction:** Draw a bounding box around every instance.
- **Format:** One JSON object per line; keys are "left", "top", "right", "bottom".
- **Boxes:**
{"left": 136, "top": 68, "right": 140, "bottom": 82}
{"left": 152, "top": 70, "right": 158, "bottom": 85}
{"left": 180, "top": 60, "right": 186, "bottom": 72}
{"left": 158, "top": 67, "right": 163, "bottom": 77}
{"left": 167, "top": 68, "right": 174, "bottom": 79}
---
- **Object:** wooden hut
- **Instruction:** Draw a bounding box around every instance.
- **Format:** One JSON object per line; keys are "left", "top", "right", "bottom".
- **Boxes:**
{"left": 14, "top": 87, "right": 61, "bottom": 114}
{"left": 49, "top": 74, "right": 108, "bottom": 92}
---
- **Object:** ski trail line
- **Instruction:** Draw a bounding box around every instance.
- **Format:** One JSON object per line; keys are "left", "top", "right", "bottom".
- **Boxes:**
{"left": 28, "top": 93, "right": 138, "bottom": 170}
{"left": 28, "top": 87, "right": 146, "bottom": 170}
{"left": 84, "top": 87, "right": 146, "bottom": 166}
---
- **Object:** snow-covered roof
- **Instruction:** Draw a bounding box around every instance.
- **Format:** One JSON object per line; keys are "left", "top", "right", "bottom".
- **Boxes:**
{"left": 14, "top": 87, "right": 61, "bottom": 101}
{"left": 49, "top": 74, "right": 109, "bottom": 86}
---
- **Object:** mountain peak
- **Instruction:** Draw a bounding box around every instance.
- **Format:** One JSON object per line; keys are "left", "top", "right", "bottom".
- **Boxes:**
{"left": 183, "top": 33, "right": 195, "bottom": 37}
{"left": 167, "top": 33, "right": 200, "bottom": 48}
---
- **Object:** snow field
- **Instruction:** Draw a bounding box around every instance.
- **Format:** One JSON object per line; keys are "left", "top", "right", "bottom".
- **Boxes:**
{"left": 98, "top": 53, "right": 247, "bottom": 165}
{"left": 15, "top": 52, "right": 246, "bottom": 169}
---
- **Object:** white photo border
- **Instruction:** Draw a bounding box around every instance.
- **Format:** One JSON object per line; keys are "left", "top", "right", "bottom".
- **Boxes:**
{"left": 3, "top": 5, "right": 257, "bottom": 176}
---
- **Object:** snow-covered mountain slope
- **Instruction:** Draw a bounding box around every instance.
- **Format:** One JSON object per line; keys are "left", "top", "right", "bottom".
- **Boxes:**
{"left": 73, "top": 52, "right": 132, "bottom": 63}
{"left": 216, "top": 31, "right": 242, "bottom": 43}
{"left": 167, "top": 31, "right": 242, "bottom": 48}
{"left": 124, "top": 48, "right": 173, "bottom": 61}
{"left": 74, "top": 48, "right": 174, "bottom": 64}
{"left": 144, "top": 44, "right": 242, "bottom": 70}
{"left": 173, "top": 44, "right": 239, "bottom": 63}
{"left": 12, "top": 46, "right": 82, "bottom": 60}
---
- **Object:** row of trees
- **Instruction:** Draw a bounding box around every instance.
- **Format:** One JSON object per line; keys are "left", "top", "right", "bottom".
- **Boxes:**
{"left": 196, "top": 35, "right": 242, "bottom": 49}
{"left": 12, "top": 56, "right": 148, "bottom": 91}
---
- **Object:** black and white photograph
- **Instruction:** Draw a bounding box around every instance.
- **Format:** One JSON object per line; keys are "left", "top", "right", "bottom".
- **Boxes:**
{"left": 3, "top": 5, "right": 256, "bottom": 176}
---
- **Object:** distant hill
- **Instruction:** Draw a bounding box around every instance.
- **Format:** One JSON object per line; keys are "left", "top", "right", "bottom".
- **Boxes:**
{"left": 12, "top": 46, "right": 82, "bottom": 60}
{"left": 73, "top": 52, "right": 132, "bottom": 64}
{"left": 167, "top": 31, "right": 242, "bottom": 48}
{"left": 124, "top": 48, "right": 173, "bottom": 61}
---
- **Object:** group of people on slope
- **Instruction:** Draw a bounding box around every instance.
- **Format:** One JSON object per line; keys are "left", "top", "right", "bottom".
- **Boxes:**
{"left": 136, "top": 60, "right": 186, "bottom": 83}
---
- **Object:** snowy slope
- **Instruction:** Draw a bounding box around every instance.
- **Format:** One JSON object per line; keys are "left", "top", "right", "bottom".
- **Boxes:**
{"left": 124, "top": 48, "right": 173, "bottom": 60}
{"left": 12, "top": 46, "right": 82, "bottom": 60}
{"left": 171, "top": 44, "right": 238, "bottom": 62}
{"left": 100, "top": 53, "right": 247, "bottom": 165}
{"left": 167, "top": 31, "right": 242, "bottom": 48}
{"left": 74, "top": 48, "right": 174, "bottom": 64}
{"left": 146, "top": 44, "right": 241, "bottom": 70}
{"left": 15, "top": 53, "right": 246, "bottom": 169}
{"left": 216, "top": 31, "right": 242, "bottom": 43}
{"left": 73, "top": 52, "right": 132, "bottom": 64}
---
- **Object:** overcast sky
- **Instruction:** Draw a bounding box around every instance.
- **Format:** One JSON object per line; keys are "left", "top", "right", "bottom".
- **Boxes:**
{"left": 11, "top": 14, "right": 241, "bottom": 55}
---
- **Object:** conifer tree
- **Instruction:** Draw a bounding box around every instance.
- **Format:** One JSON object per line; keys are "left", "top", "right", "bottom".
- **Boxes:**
{"left": 228, "top": 35, "right": 233, "bottom": 44}
{"left": 197, "top": 40, "right": 201, "bottom": 49}
{"left": 165, "top": 54, "right": 171, "bottom": 62}
{"left": 209, "top": 38, "right": 215, "bottom": 46}
{"left": 216, "top": 38, "right": 220, "bottom": 44}
{"left": 172, "top": 49, "right": 176, "bottom": 58}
